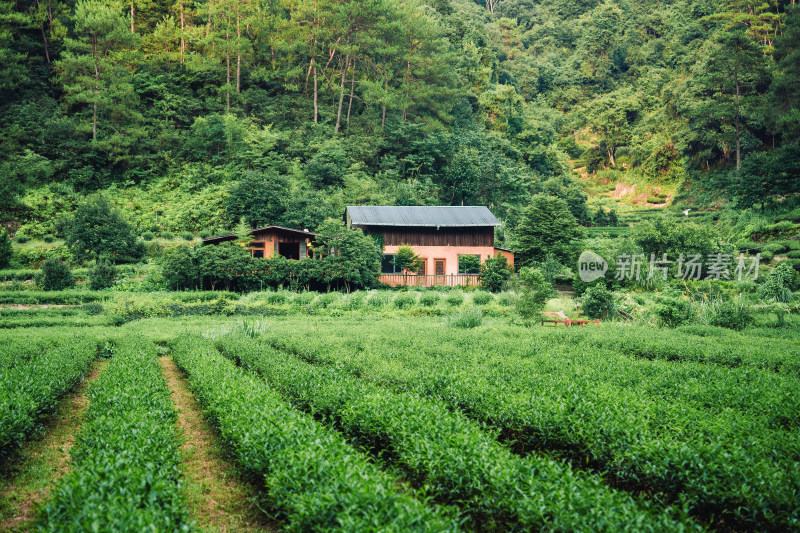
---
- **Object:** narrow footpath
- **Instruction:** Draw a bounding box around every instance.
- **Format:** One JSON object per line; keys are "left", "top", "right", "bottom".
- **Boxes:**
{"left": 0, "top": 360, "right": 108, "bottom": 532}
{"left": 159, "top": 356, "right": 274, "bottom": 532}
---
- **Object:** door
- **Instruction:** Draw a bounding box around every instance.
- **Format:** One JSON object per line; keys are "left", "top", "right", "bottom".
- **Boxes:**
{"left": 434, "top": 258, "right": 445, "bottom": 285}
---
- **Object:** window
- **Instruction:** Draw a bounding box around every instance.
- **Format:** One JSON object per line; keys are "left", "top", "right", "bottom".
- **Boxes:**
{"left": 252, "top": 249, "right": 264, "bottom": 258}
{"left": 381, "top": 254, "right": 402, "bottom": 274}
{"left": 458, "top": 254, "right": 481, "bottom": 274}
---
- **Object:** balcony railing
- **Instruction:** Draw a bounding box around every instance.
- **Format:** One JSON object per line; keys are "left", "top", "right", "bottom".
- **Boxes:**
{"left": 378, "top": 273, "right": 480, "bottom": 288}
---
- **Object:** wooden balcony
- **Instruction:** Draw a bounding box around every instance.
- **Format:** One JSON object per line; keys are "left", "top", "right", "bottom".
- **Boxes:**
{"left": 378, "top": 273, "right": 480, "bottom": 288}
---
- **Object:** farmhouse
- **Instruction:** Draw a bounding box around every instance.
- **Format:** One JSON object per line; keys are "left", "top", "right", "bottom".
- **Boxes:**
{"left": 346, "top": 205, "right": 513, "bottom": 287}
{"left": 202, "top": 226, "right": 317, "bottom": 259}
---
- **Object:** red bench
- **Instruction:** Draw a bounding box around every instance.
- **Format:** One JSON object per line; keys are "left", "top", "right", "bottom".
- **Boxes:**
{"left": 541, "top": 318, "right": 600, "bottom": 327}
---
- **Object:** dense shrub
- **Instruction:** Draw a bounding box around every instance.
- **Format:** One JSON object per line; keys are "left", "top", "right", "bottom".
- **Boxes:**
{"left": 264, "top": 291, "right": 288, "bottom": 305}
{"left": 472, "top": 292, "right": 493, "bottom": 305}
{"left": 419, "top": 292, "right": 440, "bottom": 307}
{"left": 708, "top": 300, "right": 754, "bottom": 331}
{"left": 142, "top": 231, "right": 155, "bottom": 241}
{"left": 367, "top": 293, "right": 390, "bottom": 308}
{"left": 517, "top": 267, "right": 553, "bottom": 319}
{"left": 293, "top": 292, "right": 315, "bottom": 305}
{"left": 89, "top": 261, "right": 117, "bottom": 290}
{"left": 582, "top": 285, "right": 615, "bottom": 319}
{"left": 0, "top": 230, "right": 11, "bottom": 269}
{"left": 479, "top": 254, "right": 512, "bottom": 292}
{"left": 763, "top": 242, "right": 788, "bottom": 254}
{"left": 36, "top": 258, "right": 75, "bottom": 291}
{"left": 653, "top": 292, "right": 692, "bottom": 327}
{"left": 446, "top": 308, "right": 484, "bottom": 328}
{"left": 446, "top": 291, "right": 464, "bottom": 306}
{"left": 181, "top": 232, "right": 194, "bottom": 241}
{"left": 160, "top": 231, "right": 175, "bottom": 240}
{"left": 62, "top": 196, "right": 144, "bottom": 263}
{"left": 394, "top": 292, "right": 416, "bottom": 309}
{"left": 42, "top": 235, "right": 54, "bottom": 243}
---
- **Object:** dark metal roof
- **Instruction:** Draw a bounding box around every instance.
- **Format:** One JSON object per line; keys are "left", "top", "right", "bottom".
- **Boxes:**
{"left": 346, "top": 206, "right": 500, "bottom": 227}
{"left": 202, "top": 226, "right": 318, "bottom": 244}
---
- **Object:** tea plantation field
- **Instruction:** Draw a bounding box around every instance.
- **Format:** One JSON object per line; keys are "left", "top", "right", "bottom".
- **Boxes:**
{"left": 1, "top": 311, "right": 798, "bottom": 531}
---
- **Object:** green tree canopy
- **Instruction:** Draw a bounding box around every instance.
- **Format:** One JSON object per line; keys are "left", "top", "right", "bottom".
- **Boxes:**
{"left": 513, "top": 194, "right": 583, "bottom": 266}
{"left": 63, "top": 195, "right": 144, "bottom": 263}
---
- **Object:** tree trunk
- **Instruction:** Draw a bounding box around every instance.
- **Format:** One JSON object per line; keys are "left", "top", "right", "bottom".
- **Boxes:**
{"left": 735, "top": 69, "right": 741, "bottom": 177}
{"left": 346, "top": 58, "right": 355, "bottom": 127}
{"left": 313, "top": 59, "right": 318, "bottom": 123}
{"left": 180, "top": 3, "right": 185, "bottom": 63}
{"left": 93, "top": 38, "right": 99, "bottom": 142}
{"left": 226, "top": 12, "right": 231, "bottom": 113}
{"left": 335, "top": 52, "right": 349, "bottom": 133}
{"left": 236, "top": 0, "right": 241, "bottom": 93}
{"left": 206, "top": 0, "right": 212, "bottom": 37}
{"left": 130, "top": 2, "right": 134, "bottom": 32}
{"left": 39, "top": 19, "right": 51, "bottom": 67}
{"left": 607, "top": 146, "right": 615, "bottom": 167}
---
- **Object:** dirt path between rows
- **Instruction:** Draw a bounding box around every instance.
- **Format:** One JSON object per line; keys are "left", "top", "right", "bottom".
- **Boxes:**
{"left": 0, "top": 359, "right": 107, "bottom": 532}
{"left": 159, "top": 356, "right": 274, "bottom": 532}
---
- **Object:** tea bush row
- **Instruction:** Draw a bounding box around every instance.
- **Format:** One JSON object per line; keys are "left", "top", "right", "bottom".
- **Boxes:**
{"left": 170, "top": 335, "right": 456, "bottom": 532}
{"left": 256, "top": 318, "right": 800, "bottom": 530}
{"left": 0, "top": 336, "right": 96, "bottom": 460}
{"left": 37, "top": 337, "right": 191, "bottom": 532}
{"left": 217, "top": 334, "right": 694, "bottom": 532}
{"left": 537, "top": 324, "right": 800, "bottom": 377}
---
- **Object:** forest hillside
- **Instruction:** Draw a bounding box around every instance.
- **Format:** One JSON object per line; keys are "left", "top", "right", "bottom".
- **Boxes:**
{"left": 1, "top": 0, "right": 799, "bottom": 243}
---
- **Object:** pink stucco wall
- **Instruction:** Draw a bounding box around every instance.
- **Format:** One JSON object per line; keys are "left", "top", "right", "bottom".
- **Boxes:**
{"left": 383, "top": 245, "right": 512, "bottom": 275}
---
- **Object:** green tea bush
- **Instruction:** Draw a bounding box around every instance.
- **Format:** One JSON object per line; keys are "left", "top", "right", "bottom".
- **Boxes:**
{"left": 15, "top": 235, "right": 29, "bottom": 244}
{"left": 142, "top": 231, "right": 155, "bottom": 241}
{"left": 786, "top": 250, "right": 800, "bottom": 259}
{"left": 218, "top": 335, "right": 689, "bottom": 532}
{"left": 446, "top": 308, "right": 484, "bottom": 329}
{"left": 0, "top": 336, "right": 96, "bottom": 460}
{"left": 708, "top": 300, "right": 754, "bottom": 331}
{"left": 42, "top": 235, "right": 55, "bottom": 243}
{"left": 344, "top": 293, "right": 365, "bottom": 310}
{"left": 181, "top": 232, "right": 194, "bottom": 241}
{"left": 393, "top": 292, "right": 416, "bottom": 309}
{"left": 472, "top": 292, "right": 493, "bottom": 305}
{"left": 171, "top": 336, "right": 454, "bottom": 531}
{"left": 38, "top": 337, "right": 190, "bottom": 531}
{"left": 419, "top": 292, "right": 440, "bottom": 307}
{"left": 763, "top": 242, "right": 788, "bottom": 254}
{"left": 496, "top": 292, "right": 517, "bottom": 307}
{"left": 36, "top": 258, "right": 75, "bottom": 291}
{"left": 264, "top": 291, "right": 288, "bottom": 305}
{"left": 446, "top": 291, "right": 464, "bottom": 306}
{"left": 367, "top": 292, "right": 390, "bottom": 308}
{"left": 293, "top": 292, "right": 315, "bottom": 306}
{"left": 257, "top": 320, "right": 800, "bottom": 530}
{"left": 81, "top": 302, "right": 104, "bottom": 315}
{"left": 316, "top": 292, "right": 341, "bottom": 308}
{"left": 160, "top": 231, "right": 174, "bottom": 240}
